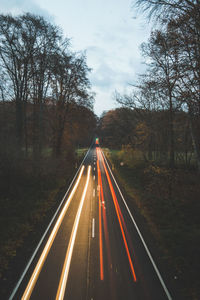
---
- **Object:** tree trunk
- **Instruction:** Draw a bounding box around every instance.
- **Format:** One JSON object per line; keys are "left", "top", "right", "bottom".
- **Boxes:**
{"left": 188, "top": 111, "right": 200, "bottom": 172}
{"left": 52, "top": 114, "right": 65, "bottom": 158}
{"left": 55, "top": 129, "right": 64, "bottom": 157}
{"left": 15, "top": 98, "right": 24, "bottom": 153}
{"left": 24, "top": 101, "right": 28, "bottom": 156}
{"left": 169, "top": 93, "right": 175, "bottom": 168}
{"left": 148, "top": 136, "right": 153, "bottom": 160}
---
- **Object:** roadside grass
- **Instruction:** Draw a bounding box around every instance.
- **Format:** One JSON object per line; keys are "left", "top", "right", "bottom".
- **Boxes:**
{"left": 76, "top": 148, "right": 88, "bottom": 159}
{"left": 104, "top": 148, "right": 200, "bottom": 300}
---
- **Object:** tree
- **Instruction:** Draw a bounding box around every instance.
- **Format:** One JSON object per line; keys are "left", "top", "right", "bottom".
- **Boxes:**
{"left": 49, "top": 51, "right": 93, "bottom": 156}
{"left": 25, "top": 14, "right": 62, "bottom": 157}
{"left": 135, "top": 0, "right": 200, "bottom": 23}
{"left": 0, "top": 13, "right": 62, "bottom": 155}
{"left": 0, "top": 13, "right": 94, "bottom": 159}
{"left": 0, "top": 14, "right": 30, "bottom": 150}
{"left": 141, "top": 29, "right": 182, "bottom": 167}
{"left": 167, "top": 14, "right": 200, "bottom": 170}
{"left": 98, "top": 108, "right": 137, "bottom": 148}
{"left": 135, "top": 0, "right": 200, "bottom": 171}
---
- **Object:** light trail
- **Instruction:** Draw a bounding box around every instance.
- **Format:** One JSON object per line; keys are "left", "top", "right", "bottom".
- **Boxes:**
{"left": 21, "top": 166, "right": 85, "bottom": 300}
{"left": 97, "top": 149, "right": 116, "bottom": 299}
{"left": 97, "top": 152, "right": 104, "bottom": 281}
{"left": 92, "top": 218, "right": 95, "bottom": 238}
{"left": 55, "top": 166, "right": 91, "bottom": 300}
{"left": 98, "top": 148, "right": 137, "bottom": 282}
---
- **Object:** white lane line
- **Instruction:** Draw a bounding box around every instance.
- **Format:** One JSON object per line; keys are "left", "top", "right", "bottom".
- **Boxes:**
{"left": 93, "top": 189, "right": 95, "bottom": 197}
{"left": 93, "top": 175, "right": 95, "bottom": 181}
{"left": 102, "top": 150, "right": 172, "bottom": 300}
{"left": 56, "top": 166, "right": 91, "bottom": 300}
{"left": 94, "top": 167, "right": 95, "bottom": 171}
{"left": 92, "top": 218, "right": 95, "bottom": 238}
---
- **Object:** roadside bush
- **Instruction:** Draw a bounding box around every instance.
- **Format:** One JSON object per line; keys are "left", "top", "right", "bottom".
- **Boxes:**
{"left": 117, "top": 145, "right": 144, "bottom": 168}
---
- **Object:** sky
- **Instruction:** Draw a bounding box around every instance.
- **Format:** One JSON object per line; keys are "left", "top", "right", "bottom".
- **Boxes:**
{"left": 0, "top": 0, "right": 151, "bottom": 116}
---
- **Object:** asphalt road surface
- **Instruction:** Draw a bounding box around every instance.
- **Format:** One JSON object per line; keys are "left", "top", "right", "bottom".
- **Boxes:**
{"left": 10, "top": 143, "right": 172, "bottom": 300}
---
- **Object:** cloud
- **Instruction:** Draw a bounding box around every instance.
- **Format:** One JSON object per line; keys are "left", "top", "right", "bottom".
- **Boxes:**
{"left": 91, "top": 62, "right": 135, "bottom": 90}
{"left": 0, "top": 0, "right": 151, "bottom": 116}
{"left": 85, "top": 16, "right": 151, "bottom": 115}
{"left": 90, "top": 63, "right": 115, "bottom": 90}
{"left": 0, "top": 0, "right": 53, "bottom": 21}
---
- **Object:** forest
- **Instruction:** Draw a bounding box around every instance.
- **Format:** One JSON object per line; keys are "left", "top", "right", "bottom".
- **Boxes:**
{"left": 0, "top": 13, "right": 96, "bottom": 296}
{"left": 97, "top": 1, "right": 200, "bottom": 298}
{"left": 105, "top": 0, "right": 200, "bottom": 171}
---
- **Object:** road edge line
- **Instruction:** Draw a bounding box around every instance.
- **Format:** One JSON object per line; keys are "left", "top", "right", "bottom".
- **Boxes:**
{"left": 101, "top": 150, "right": 173, "bottom": 300}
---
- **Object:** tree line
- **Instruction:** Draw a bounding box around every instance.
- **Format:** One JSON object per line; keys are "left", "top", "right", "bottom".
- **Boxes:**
{"left": 100, "top": 0, "right": 200, "bottom": 171}
{"left": 0, "top": 13, "right": 96, "bottom": 159}
{"left": 99, "top": 107, "right": 193, "bottom": 166}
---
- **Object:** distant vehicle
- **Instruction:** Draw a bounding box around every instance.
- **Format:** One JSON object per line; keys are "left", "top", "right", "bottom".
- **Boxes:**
{"left": 95, "top": 138, "right": 99, "bottom": 145}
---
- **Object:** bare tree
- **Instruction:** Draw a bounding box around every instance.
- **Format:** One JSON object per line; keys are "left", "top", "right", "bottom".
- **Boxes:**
{"left": 24, "top": 14, "right": 62, "bottom": 157}
{"left": 135, "top": 0, "right": 199, "bottom": 23}
{"left": 49, "top": 51, "right": 93, "bottom": 156}
{"left": 0, "top": 13, "right": 61, "bottom": 154}
{"left": 166, "top": 13, "right": 200, "bottom": 170}
{"left": 0, "top": 14, "right": 30, "bottom": 150}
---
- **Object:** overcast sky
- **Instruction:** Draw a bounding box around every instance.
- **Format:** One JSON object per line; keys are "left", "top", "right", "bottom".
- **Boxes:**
{"left": 0, "top": 0, "right": 151, "bottom": 116}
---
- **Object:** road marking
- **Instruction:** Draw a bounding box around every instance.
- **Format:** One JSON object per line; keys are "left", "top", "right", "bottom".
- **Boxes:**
{"left": 56, "top": 166, "right": 91, "bottom": 300}
{"left": 101, "top": 150, "right": 172, "bottom": 300}
{"left": 93, "top": 175, "right": 95, "bottom": 181}
{"left": 94, "top": 167, "right": 95, "bottom": 171}
{"left": 21, "top": 166, "right": 85, "bottom": 300}
{"left": 93, "top": 189, "right": 95, "bottom": 197}
{"left": 92, "top": 218, "right": 95, "bottom": 238}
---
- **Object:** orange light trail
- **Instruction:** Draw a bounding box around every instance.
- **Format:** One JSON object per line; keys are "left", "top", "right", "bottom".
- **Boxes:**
{"left": 97, "top": 150, "right": 104, "bottom": 281}
{"left": 98, "top": 148, "right": 137, "bottom": 282}
{"left": 97, "top": 149, "right": 116, "bottom": 299}
{"left": 113, "top": 189, "right": 135, "bottom": 255}
{"left": 21, "top": 166, "right": 85, "bottom": 300}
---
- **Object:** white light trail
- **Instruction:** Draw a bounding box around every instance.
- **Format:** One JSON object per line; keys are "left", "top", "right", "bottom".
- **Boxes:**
{"left": 56, "top": 166, "right": 91, "bottom": 300}
{"left": 92, "top": 218, "right": 95, "bottom": 238}
{"left": 21, "top": 166, "right": 85, "bottom": 300}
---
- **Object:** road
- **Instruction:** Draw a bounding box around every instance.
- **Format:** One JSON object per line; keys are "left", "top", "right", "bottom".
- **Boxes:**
{"left": 10, "top": 143, "right": 172, "bottom": 300}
